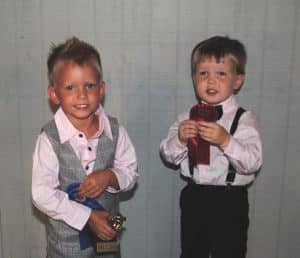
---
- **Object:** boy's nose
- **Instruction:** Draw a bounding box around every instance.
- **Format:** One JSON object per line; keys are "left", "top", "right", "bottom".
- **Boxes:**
{"left": 77, "top": 87, "right": 88, "bottom": 98}
{"left": 207, "top": 74, "right": 216, "bottom": 84}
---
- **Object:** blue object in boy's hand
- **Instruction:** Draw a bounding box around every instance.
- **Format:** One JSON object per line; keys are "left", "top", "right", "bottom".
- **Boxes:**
{"left": 66, "top": 182, "right": 105, "bottom": 250}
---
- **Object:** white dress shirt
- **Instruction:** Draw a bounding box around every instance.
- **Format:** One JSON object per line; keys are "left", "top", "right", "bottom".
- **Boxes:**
{"left": 160, "top": 95, "right": 262, "bottom": 186}
{"left": 32, "top": 105, "right": 138, "bottom": 231}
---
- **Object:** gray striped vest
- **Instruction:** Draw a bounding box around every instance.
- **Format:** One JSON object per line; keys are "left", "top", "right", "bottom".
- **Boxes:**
{"left": 43, "top": 116, "right": 120, "bottom": 258}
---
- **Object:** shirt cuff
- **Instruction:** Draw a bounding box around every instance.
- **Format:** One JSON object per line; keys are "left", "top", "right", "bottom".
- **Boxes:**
{"left": 106, "top": 168, "right": 137, "bottom": 193}
{"left": 168, "top": 135, "right": 187, "bottom": 151}
{"left": 68, "top": 202, "right": 92, "bottom": 231}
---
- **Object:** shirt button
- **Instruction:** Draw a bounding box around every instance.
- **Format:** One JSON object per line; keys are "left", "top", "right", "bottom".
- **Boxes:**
{"left": 79, "top": 134, "right": 83, "bottom": 138}
{"left": 85, "top": 165, "right": 89, "bottom": 170}
{"left": 88, "top": 147, "right": 92, "bottom": 151}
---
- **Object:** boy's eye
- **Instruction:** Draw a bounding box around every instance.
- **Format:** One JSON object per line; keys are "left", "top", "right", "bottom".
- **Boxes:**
{"left": 199, "top": 71, "right": 208, "bottom": 77}
{"left": 217, "top": 71, "right": 227, "bottom": 76}
{"left": 85, "top": 83, "right": 97, "bottom": 89}
{"left": 65, "top": 85, "right": 74, "bottom": 90}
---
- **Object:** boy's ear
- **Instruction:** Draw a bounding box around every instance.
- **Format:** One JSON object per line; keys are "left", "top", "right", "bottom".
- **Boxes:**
{"left": 48, "top": 85, "right": 60, "bottom": 105}
{"left": 99, "top": 81, "right": 106, "bottom": 100}
{"left": 234, "top": 74, "right": 245, "bottom": 92}
{"left": 192, "top": 74, "right": 197, "bottom": 87}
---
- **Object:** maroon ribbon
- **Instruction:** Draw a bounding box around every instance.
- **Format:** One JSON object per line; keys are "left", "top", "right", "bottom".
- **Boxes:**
{"left": 188, "top": 104, "right": 218, "bottom": 170}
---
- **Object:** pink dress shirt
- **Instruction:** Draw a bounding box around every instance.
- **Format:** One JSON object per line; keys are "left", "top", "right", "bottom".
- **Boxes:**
{"left": 32, "top": 105, "right": 138, "bottom": 231}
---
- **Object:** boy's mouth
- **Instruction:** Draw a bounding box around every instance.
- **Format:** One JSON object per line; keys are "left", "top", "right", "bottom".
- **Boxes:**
{"left": 75, "top": 104, "right": 89, "bottom": 108}
{"left": 206, "top": 89, "right": 218, "bottom": 95}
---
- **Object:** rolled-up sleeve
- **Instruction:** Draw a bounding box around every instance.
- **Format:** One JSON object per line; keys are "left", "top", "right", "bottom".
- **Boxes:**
{"left": 108, "top": 126, "right": 138, "bottom": 192}
{"left": 31, "top": 132, "right": 91, "bottom": 231}
{"left": 223, "top": 111, "right": 263, "bottom": 174}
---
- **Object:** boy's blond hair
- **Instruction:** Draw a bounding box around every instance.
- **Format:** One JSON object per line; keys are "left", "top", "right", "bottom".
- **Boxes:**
{"left": 47, "top": 37, "right": 102, "bottom": 85}
{"left": 191, "top": 36, "right": 247, "bottom": 76}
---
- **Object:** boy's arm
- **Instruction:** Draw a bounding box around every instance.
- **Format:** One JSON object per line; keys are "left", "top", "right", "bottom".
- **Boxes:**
{"left": 109, "top": 126, "right": 138, "bottom": 192}
{"left": 31, "top": 132, "right": 91, "bottom": 231}
{"left": 160, "top": 112, "right": 189, "bottom": 165}
{"left": 79, "top": 125, "right": 138, "bottom": 198}
{"left": 222, "top": 111, "right": 263, "bottom": 173}
{"left": 199, "top": 111, "right": 262, "bottom": 174}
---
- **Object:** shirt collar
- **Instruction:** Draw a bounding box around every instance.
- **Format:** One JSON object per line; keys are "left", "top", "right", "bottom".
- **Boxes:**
{"left": 54, "top": 105, "right": 113, "bottom": 143}
{"left": 219, "top": 95, "right": 239, "bottom": 114}
{"left": 199, "top": 95, "right": 239, "bottom": 117}
{"left": 200, "top": 95, "right": 238, "bottom": 113}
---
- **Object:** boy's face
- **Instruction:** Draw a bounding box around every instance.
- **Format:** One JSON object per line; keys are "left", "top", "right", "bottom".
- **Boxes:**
{"left": 192, "top": 56, "right": 245, "bottom": 105}
{"left": 48, "top": 61, "right": 105, "bottom": 127}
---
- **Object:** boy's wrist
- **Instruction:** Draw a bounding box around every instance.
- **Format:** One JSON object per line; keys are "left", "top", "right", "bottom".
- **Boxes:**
{"left": 105, "top": 169, "right": 120, "bottom": 190}
{"left": 220, "top": 135, "right": 231, "bottom": 149}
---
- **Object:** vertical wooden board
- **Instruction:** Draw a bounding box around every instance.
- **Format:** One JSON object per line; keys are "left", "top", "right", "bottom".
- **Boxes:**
{"left": 14, "top": 1, "right": 50, "bottom": 258}
{"left": 119, "top": 128, "right": 148, "bottom": 258}
{"left": 234, "top": 0, "right": 266, "bottom": 113}
{"left": 0, "top": 0, "right": 28, "bottom": 257}
{"left": 0, "top": 99, "right": 25, "bottom": 258}
{"left": 118, "top": 1, "right": 152, "bottom": 257}
{"left": 68, "top": 0, "right": 96, "bottom": 42}
{"left": 149, "top": 33, "right": 178, "bottom": 102}
{"left": 0, "top": 210, "right": 2, "bottom": 258}
{"left": 41, "top": 0, "right": 70, "bottom": 41}
{"left": 277, "top": 6, "right": 300, "bottom": 256}
{"left": 94, "top": 0, "right": 124, "bottom": 119}
{"left": 177, "top": 0, "right": 208, "bottom": 37}
{"left": 278, "top": 146, "right": 300, "bottom": 257}
{"left": 251, "top": 100, "right": 289, "bottom": 258}
{"left": 248, "top": 1, "right": 295, "bottom": 257}
{"left": 147, "top": 1, "right": 179, "bottom": 257}
{"left": 151, "top": 0, "right": 177, "bottom": 34}
{"left": 206, "top": 0, "right": 238, "bottom": 35}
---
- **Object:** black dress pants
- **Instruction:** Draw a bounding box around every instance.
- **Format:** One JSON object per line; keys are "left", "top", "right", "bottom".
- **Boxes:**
{"left": 180, "top": 183, "right": 249, "bottom": 258}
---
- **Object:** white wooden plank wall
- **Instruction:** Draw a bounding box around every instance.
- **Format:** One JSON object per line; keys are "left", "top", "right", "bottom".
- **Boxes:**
{"left": 0, "top": 0, "right": 299, "bottom": 257}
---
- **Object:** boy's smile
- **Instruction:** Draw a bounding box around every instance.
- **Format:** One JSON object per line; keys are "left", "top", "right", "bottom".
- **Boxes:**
{"left": 48, "top": 61, "right": 105, "bottom": 130}
{"left": 193, "top": 56, "right": 245, "bottom": 105}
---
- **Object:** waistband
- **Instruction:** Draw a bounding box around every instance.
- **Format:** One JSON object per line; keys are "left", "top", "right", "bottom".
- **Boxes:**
{"left": 187, "top": 179, "right": 248, "bottom": 192}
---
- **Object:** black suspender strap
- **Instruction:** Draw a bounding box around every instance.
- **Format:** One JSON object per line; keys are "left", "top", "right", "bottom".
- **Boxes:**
{"left": 226, "top": 107, "right": 246, "bottom": 185}
{"left": 229, "top": 107, "right": 246, "bottom": 135}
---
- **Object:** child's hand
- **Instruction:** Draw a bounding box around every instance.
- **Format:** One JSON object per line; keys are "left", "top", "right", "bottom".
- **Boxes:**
{"left": 178, "top": 120, "right": 199, "bottom": 144}
{"left": 198, "top": 121, "right": 230, "bottom": 148}
{"left": 88, "top": 210, "right": 117, "bottom": 241}
{"left": 79, "top": 170, "right": 118, "bottom": 198}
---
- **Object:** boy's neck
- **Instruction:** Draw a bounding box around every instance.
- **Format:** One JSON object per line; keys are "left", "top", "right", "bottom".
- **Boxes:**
{"left": 200, "top": 95, "right": 234, "bottom": 106}
{"left": 73, "top": 115, "right": 99, "bottom": 139}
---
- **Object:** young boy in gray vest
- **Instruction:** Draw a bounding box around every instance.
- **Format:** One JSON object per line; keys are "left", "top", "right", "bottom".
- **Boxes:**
{"left": 32, "top": 37, "right": 138, "bottom": 258}
{"left": 160, "top": 36, "right": 262, "bottom": 258}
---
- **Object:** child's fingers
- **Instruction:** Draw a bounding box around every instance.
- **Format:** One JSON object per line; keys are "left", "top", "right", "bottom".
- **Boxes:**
{"left": 198, "top": 120, "right": 214, "bottom": 128}
{"left": 78, "top": 182, "right": 93, "bottom": 196}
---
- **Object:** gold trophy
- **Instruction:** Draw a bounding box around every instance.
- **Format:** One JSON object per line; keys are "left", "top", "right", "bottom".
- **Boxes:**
{"left": 91, "top": 213, "right": 126, "bottom": 254}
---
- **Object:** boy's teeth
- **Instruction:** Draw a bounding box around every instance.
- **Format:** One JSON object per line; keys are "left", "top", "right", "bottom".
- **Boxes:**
{"left": 207, "top": 89, "right": 217, "bottom": 93}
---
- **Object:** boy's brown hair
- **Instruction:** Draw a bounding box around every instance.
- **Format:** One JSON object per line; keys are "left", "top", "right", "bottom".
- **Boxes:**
{"left": 47, "top": 37, "right": 102, "bottom": 85}
{"left": 191, "top": 36, "right": 247, "bottom": 76}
